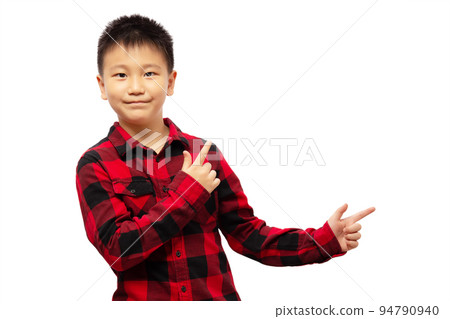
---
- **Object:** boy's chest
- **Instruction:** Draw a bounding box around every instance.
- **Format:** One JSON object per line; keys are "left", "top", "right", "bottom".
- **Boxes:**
{"left": 106, "top": 146, "right": 219, "bottom": 232}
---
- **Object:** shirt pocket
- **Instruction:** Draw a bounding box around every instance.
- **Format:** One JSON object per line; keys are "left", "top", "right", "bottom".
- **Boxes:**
{"left": 112, "top": 178, "right": 155, "bottom": 196}
{"left": 112, "top": 178, "right": 156, "bottom": 216}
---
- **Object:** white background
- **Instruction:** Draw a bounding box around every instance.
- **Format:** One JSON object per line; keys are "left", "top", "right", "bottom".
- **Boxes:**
{"left": 1, "top": 0, "right": 449, "bottom": 318}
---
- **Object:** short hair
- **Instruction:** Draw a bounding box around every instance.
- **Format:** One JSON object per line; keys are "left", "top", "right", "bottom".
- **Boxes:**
{"left": 97, "top": 14, "right": 174, "bottom": 77}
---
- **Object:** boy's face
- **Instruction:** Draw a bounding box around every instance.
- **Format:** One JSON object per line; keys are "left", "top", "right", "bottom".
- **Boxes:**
{"left": 96, "top": 43, "right": 177, "bottom": 127}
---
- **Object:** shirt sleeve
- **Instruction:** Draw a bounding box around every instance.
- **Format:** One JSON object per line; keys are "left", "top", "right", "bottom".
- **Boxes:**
{"left": 214, "top": 145, "right": 346, "bottom": 266}
{"left": 75, "top": 152, "right": 210, "bottom": 272}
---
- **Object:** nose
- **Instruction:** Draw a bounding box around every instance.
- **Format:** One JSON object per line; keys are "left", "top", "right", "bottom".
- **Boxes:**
{"left": 127, "top": 75, "right": 145, "bottom": 95}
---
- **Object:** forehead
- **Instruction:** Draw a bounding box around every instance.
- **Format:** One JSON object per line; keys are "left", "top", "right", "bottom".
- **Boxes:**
{"left": 103, "top": 42, "right": 167, "bottom": 72}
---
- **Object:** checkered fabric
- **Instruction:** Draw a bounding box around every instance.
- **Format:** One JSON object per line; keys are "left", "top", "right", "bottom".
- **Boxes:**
{"left": 75, "top": 117, "right": 345, "bottom": 301}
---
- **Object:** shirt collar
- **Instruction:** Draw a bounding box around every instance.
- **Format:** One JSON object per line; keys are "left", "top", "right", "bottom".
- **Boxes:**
{"left": 107, "top": 117, "right": 190, "bottom": 158}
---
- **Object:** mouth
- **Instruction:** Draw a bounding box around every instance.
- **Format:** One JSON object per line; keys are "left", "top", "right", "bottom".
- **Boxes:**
{"left": 125, "top": 101, "right": 150, "bottom": 106}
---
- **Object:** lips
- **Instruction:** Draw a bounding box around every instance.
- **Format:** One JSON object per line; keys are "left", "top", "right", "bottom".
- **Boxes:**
{"left": 126, "top": 101, "right": 150, "bottom": 104}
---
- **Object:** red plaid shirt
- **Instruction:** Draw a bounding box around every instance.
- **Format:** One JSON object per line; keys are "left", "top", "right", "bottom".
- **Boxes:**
{"left": 75, "top": 117, "right": 345, "bottom": 301}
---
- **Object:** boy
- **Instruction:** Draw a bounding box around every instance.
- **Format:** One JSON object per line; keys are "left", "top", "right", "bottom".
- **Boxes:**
{"left": 75, "top": 14, "right": 375, "bottom": 301}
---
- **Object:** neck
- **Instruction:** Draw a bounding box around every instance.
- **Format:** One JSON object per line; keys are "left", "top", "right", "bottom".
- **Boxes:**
{"left": 119, "top": 117, "right": 170, "bottom": 147}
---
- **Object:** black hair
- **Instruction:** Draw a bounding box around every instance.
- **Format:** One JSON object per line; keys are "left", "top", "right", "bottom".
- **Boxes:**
{"left": 97, "top": 14, "right": 174, "bottom": 77}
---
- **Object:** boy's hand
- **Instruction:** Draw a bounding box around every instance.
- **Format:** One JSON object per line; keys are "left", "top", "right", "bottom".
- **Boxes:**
{"left": 181, "top": 140, "right": 220, "bottom": 194}
{"left": 327, "top": 204, "right": 375, "bottom": 252}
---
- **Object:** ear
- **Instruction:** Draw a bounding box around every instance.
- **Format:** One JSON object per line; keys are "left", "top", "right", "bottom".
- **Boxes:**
{"left": 167, "top": 70, "right": 177, "bottom": 96}
{"left": 96, "top": 74, "right": 108, "bottom": 100}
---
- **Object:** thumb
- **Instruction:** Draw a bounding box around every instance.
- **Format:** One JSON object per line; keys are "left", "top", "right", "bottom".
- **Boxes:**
{"left": 181, "top": 150, "right": 192, "bottom": 171}
{"left": 331, "top": 203, "right": 348, "bottom": 221}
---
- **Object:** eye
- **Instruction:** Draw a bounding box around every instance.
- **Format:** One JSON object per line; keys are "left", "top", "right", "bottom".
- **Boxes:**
{"left": 144, "top": 72, "right": 156, "bottom": 77}
{"left": 113, "top": 73, "right": 126, "bottom": 78}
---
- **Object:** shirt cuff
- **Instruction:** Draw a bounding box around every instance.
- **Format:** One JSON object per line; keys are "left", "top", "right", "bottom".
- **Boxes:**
{"left": 167, "top": 170, "right": 211, "bottom": 212}
{"left": 313, "top": 221, "right": 347, "bottom": 259}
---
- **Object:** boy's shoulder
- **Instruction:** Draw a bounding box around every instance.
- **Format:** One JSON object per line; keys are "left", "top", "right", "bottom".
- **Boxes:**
{"left": 75, "top": 132, "right": 114, "bottom": 174}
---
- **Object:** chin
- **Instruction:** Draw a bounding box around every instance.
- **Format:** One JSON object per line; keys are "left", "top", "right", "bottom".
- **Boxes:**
{"left": 121, "top": 113, "right": 156, "bottom": 125}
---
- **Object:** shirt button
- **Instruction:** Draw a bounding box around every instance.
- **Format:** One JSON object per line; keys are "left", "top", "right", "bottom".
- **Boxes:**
{"left": 181, "top": 286, "right": 186, "bottom": 293}
{"left": 130, "top": 189, "right": 135, "bottom": 194}
{"left": 176, "top": 250, "right": 181, "bottom": 257}
{"left": 156, "top": 157, "right": 160, "bottom": 163}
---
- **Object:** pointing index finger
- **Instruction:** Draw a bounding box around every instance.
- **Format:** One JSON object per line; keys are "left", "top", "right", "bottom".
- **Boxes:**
{"left": 346, "top": 207, "right": 376, "bottom": 224}
{"left": 193, "top": 140, "right": 212, "bottom": 166}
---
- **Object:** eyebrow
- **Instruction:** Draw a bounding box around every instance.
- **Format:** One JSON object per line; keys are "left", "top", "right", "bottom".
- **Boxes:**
{"left": 110, "top": 63, "right": 162, "bottom": 71}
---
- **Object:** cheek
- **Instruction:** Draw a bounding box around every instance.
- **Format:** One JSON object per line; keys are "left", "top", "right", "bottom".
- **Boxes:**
{"left": 147, "top": 78, "right": 167, "bottom": 94}
{"left": 107, "top": 83, "right": 126, "bottom": 99}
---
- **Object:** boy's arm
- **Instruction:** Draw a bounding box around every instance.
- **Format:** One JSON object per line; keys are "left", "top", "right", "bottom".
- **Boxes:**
{"left": 214, "top": 145, "right": 345, "bottom": 266}
{"left": 75, "top": 152, "right": 210, "bottom": 272}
